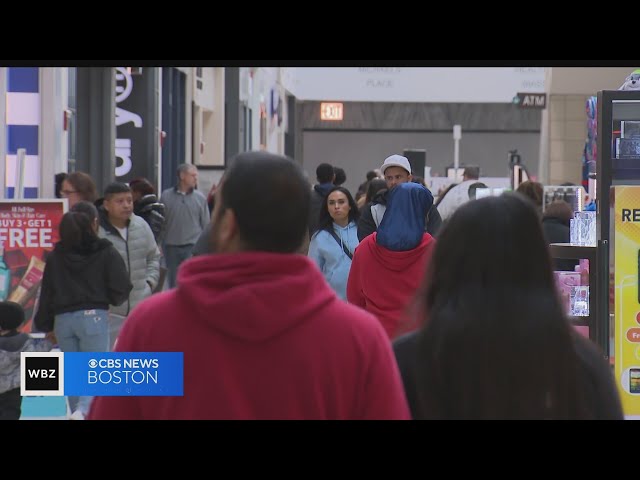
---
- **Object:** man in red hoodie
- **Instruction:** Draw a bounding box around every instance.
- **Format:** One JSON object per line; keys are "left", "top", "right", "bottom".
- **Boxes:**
{"left": 88, "top": 151, "right": 410, "bottom": 420}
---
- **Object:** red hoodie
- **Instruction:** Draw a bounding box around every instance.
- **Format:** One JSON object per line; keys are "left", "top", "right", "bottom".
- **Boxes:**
{"left": 88, "top": 253, "right": 409, "bottom": 420}
{"left": 347, "top": 233, "right": 435, "bottom": 339}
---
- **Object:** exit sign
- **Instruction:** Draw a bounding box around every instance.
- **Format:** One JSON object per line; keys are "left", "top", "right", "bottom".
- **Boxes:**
{"left": 513, "top": 92, "right": 547, "bottom": 109}
{"left": 320, "top": 102, "right": 344, "bottom": 121}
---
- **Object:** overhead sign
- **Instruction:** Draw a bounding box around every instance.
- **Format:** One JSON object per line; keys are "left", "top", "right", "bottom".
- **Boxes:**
{"left": 286, "top": 67, "right": 546, "bottom": 103}
{"left": 513, "top": 92, "right": 547, "bottom": 109}
{"left": 320, "top": 102, "right": 344, "bottom": 121}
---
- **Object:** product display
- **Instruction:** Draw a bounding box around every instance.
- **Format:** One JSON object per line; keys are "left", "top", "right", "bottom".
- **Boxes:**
{"left": 543, "top": 185, "right": 585, "bottom": 213}
{"left": 571, "top": 211, "right": 596, "bottom": 246}
{"left": 8, "top": 256, "right": 45, "bottom": 306}
{"left": 554, "top": 260, "right": 591, "bottom": 318}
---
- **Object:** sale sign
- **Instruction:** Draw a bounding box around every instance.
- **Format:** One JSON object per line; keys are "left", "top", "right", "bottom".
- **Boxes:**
{"left": 0, "top": 199, "right": 67, "bottom": 331}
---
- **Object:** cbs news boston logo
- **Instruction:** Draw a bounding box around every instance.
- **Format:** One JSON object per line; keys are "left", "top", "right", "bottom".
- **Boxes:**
{"left": 21, "top": 352, "right": 183, "bottom": 397}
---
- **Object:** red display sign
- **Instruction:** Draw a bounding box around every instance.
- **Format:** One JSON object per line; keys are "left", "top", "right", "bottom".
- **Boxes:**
{"left": 0, "top": 199, "right": 67, "bottom": 331}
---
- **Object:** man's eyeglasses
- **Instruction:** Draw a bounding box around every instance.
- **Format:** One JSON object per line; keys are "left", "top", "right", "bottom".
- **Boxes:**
{"left": 61, "top": 189, "right": 78, "bottom": 195}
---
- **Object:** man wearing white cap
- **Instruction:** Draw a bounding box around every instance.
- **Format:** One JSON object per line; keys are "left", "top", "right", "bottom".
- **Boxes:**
{"left": 357, "top": 154, "right": 442, "bottom": 241}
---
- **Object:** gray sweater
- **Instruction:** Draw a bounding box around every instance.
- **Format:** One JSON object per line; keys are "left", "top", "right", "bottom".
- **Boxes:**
{"left": 160, "top": 187, "right": 209, "bottom": 246}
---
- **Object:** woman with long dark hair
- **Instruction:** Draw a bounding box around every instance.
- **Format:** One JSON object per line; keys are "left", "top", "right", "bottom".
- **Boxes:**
{"left": 393, "top": 193, "right": 622, "bottom": 419}
{"left": 34, "top": 201, "right": 132, "bottom": 419}
{"left": 308, "top": 186, "right": 360, "bottom": 300}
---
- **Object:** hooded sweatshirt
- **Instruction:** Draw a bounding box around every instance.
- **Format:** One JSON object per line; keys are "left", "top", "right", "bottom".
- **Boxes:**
{"left": 34, "top": 237, "right": 133, "bottom": 333}
{"left": 347, "top": 233, "right": 435, "bottom": 339}
{"left": 88, "top": 253, "right": 410, "bottom": 420}
{"left": 308, "top": 220, "right": 359, "bottom": 300}
{"left": 347, "top": 184, "right": 436, "bottom": 339}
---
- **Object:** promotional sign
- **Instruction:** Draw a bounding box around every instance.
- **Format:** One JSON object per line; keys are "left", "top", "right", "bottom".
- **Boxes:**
{"left": 0, "top": 199, "right": 67, "bottom": 331}
{"left": 614, "top": 186, "right": 640, "bottom": 417}
{"left": 21, "top": 352, "right": 184, "bottom": 397}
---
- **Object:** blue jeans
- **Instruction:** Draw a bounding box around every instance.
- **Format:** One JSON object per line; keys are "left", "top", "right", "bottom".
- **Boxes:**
{"left": 164, "top": 244, "right": 194, "bottom": 289}
{"left": 108, "top": 313, "right": 126, "bottom": 351}
{"left": 54, "top": 309, "right": 109, "bottom": 416}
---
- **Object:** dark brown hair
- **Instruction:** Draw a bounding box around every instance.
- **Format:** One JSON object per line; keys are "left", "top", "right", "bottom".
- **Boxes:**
{"left": 66, "top": 172, "right": 98, "bottom": 203}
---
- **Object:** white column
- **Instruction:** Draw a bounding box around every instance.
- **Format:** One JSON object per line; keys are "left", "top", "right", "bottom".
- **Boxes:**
{"left": 538, "top": 68, "right": 552, "bottom": 184}
{"left": 40, "top": 67, "right": 68, "bottom": 198}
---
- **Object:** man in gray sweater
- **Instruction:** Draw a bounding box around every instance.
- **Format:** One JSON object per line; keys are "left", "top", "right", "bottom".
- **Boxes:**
{"left": 160, "top": 164, "right": 210, "bottom": 289}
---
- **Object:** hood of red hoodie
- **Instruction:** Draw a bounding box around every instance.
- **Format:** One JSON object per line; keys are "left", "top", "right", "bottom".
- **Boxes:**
{"left": 366, "top": 232, "right": 434, "bottom": 272}
{"left": 176, "top": 252, "right": 336, "bottom": 343}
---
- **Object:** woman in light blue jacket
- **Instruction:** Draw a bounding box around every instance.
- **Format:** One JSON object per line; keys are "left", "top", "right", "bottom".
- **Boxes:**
{"left": 308, "top": 186, "right": 360, "bottom": 300}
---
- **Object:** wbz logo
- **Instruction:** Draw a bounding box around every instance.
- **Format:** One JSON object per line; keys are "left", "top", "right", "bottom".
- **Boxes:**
{"left": 21, "top": 352, "right": 65, "bottom": 396}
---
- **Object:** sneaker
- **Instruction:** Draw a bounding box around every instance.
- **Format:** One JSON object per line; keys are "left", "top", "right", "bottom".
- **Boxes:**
{"left": 69, "top": 410, "right": 85, "bottom": 420}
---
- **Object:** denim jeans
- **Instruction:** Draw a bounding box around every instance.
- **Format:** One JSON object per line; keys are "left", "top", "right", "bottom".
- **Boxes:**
{"left": 108, "top": 313, "right": 126, "bottom": 352}
{"left": 164, "top": 244, "right": 195, "bottom": 289}
{"left": 54, "top": 309, "right": 109, "bottom": 416}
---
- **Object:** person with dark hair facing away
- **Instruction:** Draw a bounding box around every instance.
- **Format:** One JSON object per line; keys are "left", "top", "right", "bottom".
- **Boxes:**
{"left": 333, "top": 167, "right": 347, "bottom": 187}
{"left": 467, "top": 181, "right": 488, "bottom": 200}
{"left": 129, "top": 177, "right": 166, "bottom": 243}
{"left": 33, "top": 202, "right": 131, "bottom": 420}
{"left": 357, "top": 170, "right": 381, "bottom": 198}
{"left": 88, "top": 151, "right": 409, "bottom": 420}
{"left": 308, "top": 186, "right": 360, "bottom": 300}
{"left": 393, "top": 193, "right": 623, "bottom": 419}
{"left": 358, "top": 155, "right": 442, "bottom": 241}
{"left": 55, "top": 172, "right": 68, "bottom": 199}
{"left": 0, "top": 302, "right": 53, "bottom": 420}
{"left": 516, "top": 180, "right": 544, "bottom": 216}
{"left": 348, "top": 182, "right": 436, "bottom": 340}
{"left": 97, "top": 183, "right": 160, "bottom": 351}
{"left": 358, "top": 178, "right": 387, "bottom": 211}
{"left": 542, "top": 200, "right": 577, "bottom": 271}
{"left": 308, "top": 163, "right": 335, "bottom": 236}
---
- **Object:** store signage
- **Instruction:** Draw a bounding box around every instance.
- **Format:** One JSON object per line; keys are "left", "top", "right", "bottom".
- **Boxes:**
{"left": 320, "top": 102, "right": 344, "bottom": 121}
{"left": 514, "top": 92, "right": 547, "bottom": 109}
{"left": 614, "top": 186, "right": 640, "bottom": 417}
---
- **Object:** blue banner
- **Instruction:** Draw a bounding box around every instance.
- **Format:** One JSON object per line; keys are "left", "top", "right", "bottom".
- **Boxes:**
{"left": 64, "top": 352, "right": 183, "bottom": 396}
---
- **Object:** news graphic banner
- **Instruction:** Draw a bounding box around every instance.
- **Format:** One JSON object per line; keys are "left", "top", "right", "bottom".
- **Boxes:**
{"left": 614, "top": 186, "right": 640, "bottom": 417}
{"left": 21, "top": 352, "right": 184, "bottom": 397}
{"left": 0, "top": 199, "right": 67, "bottom": 331}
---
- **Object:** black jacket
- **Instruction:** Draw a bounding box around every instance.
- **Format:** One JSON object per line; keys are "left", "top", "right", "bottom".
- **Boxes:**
{"left": 134, "top": 194, "right": 166, "bottom": 243}
{"left": 308, "top": 183, "right": 335, "bottom": 236}
{"left": 357, "top": 188, "right": 442, "bottom": 241}
{"left": 542, "top": 216, "right": 577, "bottom": 271}
{"left": 393, "top": 330, "right": 623, "bottom": 420}
{"left": 34, "top": 237, "right": 133, "bottom": 333}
